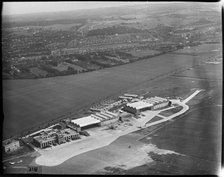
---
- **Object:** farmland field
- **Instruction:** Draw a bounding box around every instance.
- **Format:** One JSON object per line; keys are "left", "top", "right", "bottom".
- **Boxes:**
{"left": 127, "top": 49, "right": 161, "bottom": 58}
{"left": 159, "top": 106, "right": 183, "bottom": 117}
{"left": 3, "top": 44, "right": 221, "bottom": 139}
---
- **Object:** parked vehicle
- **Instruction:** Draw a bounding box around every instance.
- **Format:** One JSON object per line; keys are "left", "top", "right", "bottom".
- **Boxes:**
{"left": 80, "top": 131, "right": 90, "bottom": 136}
{"left": 17, "top": 160, "right": 23, "bottom": 163}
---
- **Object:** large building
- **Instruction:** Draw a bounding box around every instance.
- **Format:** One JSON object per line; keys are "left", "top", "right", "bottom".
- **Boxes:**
{"left": 93, "top": 111, "right": 118, "bottom": 126}
{"left": 33, "top": 128, "right": 80, "bottom": 149}
{"left": 122, "top": 100, "right": 153, "bottom": 114}
{"left": 122, "top": 96, "right": 170, "bottom": 114}
{"left": 119, "top": 93, "right": 139, "bottom": 101}
{"left": 123, "top": 94, "right": 138, "bottom": 98}
{"left": 71, "top": 116, "right": 101, "bottom": 130}
{"left": 61, "top": 119, "right": 81, "bottom": 132}
{"left": 3, "top": 139, "right": 20, "bottom": 153}
{"left": 145, "top": 96, "right": 171, "bottom": 110}
{"left": 71, "top": 111, "right": 118, "bottom": 129}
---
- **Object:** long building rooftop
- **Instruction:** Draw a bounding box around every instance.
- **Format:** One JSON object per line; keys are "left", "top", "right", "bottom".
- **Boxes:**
{"left": 126, "top": 101, "right": 153, "bottom": 110}
{"left": 3, "top": 139, "right": 19, "bottom": 146}
{"left": 33, "top": 128, "right": 78, "bottom": 143}
{"left": 71, "top": 116, "right": 100, "bottom": 128}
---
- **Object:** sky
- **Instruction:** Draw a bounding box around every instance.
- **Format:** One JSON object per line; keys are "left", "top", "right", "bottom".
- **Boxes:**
{"left": 2, "top": 1, "right": 149, "bottom": 16}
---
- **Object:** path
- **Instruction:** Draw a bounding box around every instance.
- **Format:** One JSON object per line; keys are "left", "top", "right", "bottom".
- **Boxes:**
{"left": 182, "top": 89, "right": 202, "bottom": 104}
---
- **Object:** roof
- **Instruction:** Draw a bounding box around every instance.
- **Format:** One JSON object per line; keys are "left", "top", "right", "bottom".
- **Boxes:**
{"left": 3, "top": 139, "right": 19, "bottom": 146}
{"left": 95, "top": 113, "right": 109, "bottom": 120}
{"left": 71, "top": 116, "right": 100, "bottom": 127}
{"left": 146, "top": 97, "right": 168, "bottom": 104}
{"left": 100, "top": 112, "right": 113, "bottom": 118}
{"left": 33, "top": 128, "right": 78, "bottom": 143}
{"left": 119, "top": 96, "right": 132, "bottom": 99}
{"left": 126, "top": 101, "right": 153, "bottom": 110}
{"left": 105, "top": 111, "right": 117, "bottom": 117}
{"left": 59, "top": 128, "right": 77, "bottom": 136}
{"left": 33, "top": 135, "right": 56, "bottom": 143}
{"left": 124, "top": 94, "right": 138, "bottom": 97}
{"left": 91, "top": 114, "right": 103, "bottom": 121}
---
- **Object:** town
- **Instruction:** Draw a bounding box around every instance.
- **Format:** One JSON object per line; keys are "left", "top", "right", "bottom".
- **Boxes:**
{"left": 2, "top": 4, "right": 221, "bottom": 79}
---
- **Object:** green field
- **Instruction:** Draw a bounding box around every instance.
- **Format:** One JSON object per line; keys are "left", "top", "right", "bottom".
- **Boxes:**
{"left": 127, "top": 49, "right": 161, "bottom": 58}
{"left": 159, "top": 106, "right": 183, "bottom": 117}
{"left": 146, "top": 116, "right": 163, "bottom": 124}
{"left": 3, "top": 44, "right": 221, "bottom": 139}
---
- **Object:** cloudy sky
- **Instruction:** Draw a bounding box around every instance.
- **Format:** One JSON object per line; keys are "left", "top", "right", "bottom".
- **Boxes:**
{"left": 3, "top": 1, "right": 149, "bottom": 16}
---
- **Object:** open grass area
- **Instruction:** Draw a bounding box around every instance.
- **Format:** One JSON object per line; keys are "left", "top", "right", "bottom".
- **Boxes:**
{"left": 159, "top": 106, "right": 183, "bottom": 117}
{"left": 127, "top": 49, "right": 161, "bottom": 58}
{"left": 146, "top": 116, "right": 164, "bottom": 124}
{"left": 53, "top": 62, "right": 85, "bottom": 72}
{"left": 29, "top": 67, "right": 48, "bottom": 77}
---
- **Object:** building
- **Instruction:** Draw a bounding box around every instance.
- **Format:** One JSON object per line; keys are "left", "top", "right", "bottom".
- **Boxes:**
{"left": 71, "top": 116, "right": 101, "bottom": 130}
{"left": 118, "top": 96, "right": 133, "bottom": 101}
{"left": 56, "top": 129, "right": 80, "bottom": 145}
{"left": 90, "top": 108, "right": 101, "bottom": 112}
{"left": 33, "top": 128, "right": 80, "bottom": 149}
{"left": 122, "top": 100, "right": 153, "bottom": 114}
{"left": 71, "top": 111, "right": 118, "bottom": 129}
{"left": 145, "top": 96, "right": 171, "bottom": 110}
{"left": 93, "top": 111, "right": 118, "bottom": 126}
{"left": 3, "top": 139, "right": 20, "bottom": 153}
{"left": 61, "top": 119, "right": 81, "bottom": 132}
{"left": 33, "top": 132, "right": 56, "bottom": 148}
{"left": 123, "top": 94, "right": 138, "bottom": 98}
{"left": 118, "top": 94, "right": 139, "bottom": 101}
{"left": 122, "top": 96, "right": 171, "bottom": 114}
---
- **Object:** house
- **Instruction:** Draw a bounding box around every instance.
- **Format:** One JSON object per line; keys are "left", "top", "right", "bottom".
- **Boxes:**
{"left": 3, "top": 139, "right": 20, "bottom": 153}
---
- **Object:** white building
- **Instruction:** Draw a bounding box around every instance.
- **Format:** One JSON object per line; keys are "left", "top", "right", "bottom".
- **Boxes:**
{"left": 122, "top": 100, "right": 153, "bottom": 114}
{"left": 3, "top": 139, "right": 20, "bottom": 153}
{"left": 145, "top": 96, "right": 170, "bottom": 110}
{"left": 93, "top": 111, "right": 118, "bottom": 126}
{"left": 71, "top": 111, "right": 118, "bottom": 129}
{"left": 71, "top": 116, "right": 101, "bottom": 130}
{"left": 122, "top": 96, "right": 171, "bottom": 114}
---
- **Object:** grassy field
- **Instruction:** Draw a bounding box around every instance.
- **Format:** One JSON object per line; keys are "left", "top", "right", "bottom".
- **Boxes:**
{"left": 29, "top": 67, "right": 48, "bottom": 77}
{"left": 127, "top": 49, "right": 161, "bottom": 58}
{"left": 159, "top": 106, "right": 183, "bottom": 117}
{"left": 53, "top": 62, "right": 85, "bottom": 72}
{"left": 146, "top": 116, "right": 163, "bottom": 124}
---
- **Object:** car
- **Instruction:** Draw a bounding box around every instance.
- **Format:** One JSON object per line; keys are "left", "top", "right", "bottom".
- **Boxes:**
{"left": 17, "top": 160, "right": 23, "bottom": 163}
{"left": 9, "top": 162, "right": 15, "bottom": 165}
